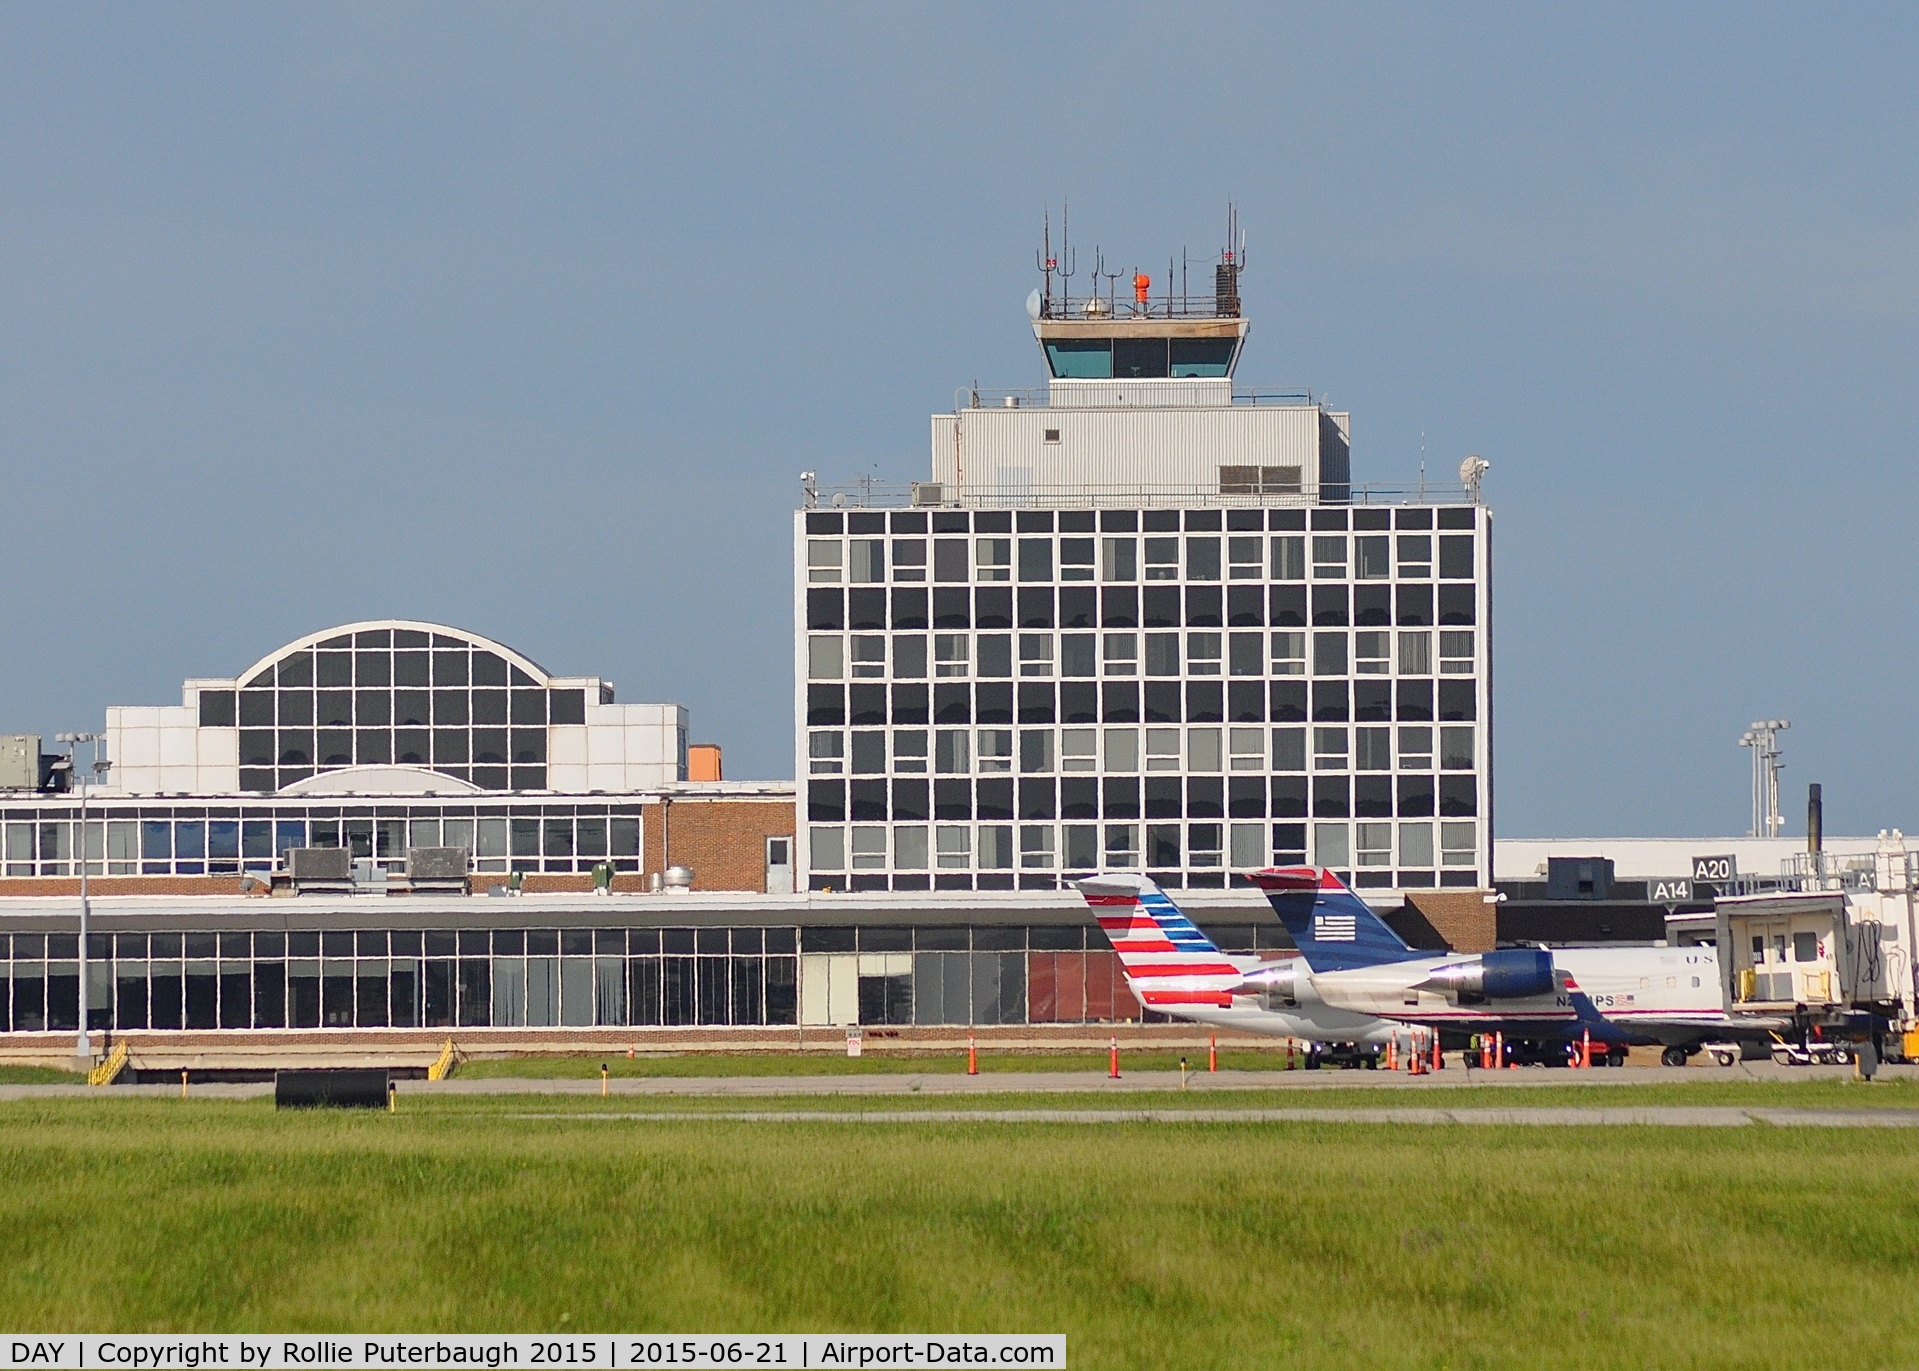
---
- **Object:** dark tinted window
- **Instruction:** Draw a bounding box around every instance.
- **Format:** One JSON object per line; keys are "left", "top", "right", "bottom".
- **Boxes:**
{"left": 198, "top": 691, "right": 236, "bottom": 727}
{"left": 1113, "top": 338, "right": 1168, "bottom": 378}
{"left": 549, "top": 689, "right": 586, "bottom": 725}
{"left": 1169, "top": 338, "right": 1234, "bottom": 377}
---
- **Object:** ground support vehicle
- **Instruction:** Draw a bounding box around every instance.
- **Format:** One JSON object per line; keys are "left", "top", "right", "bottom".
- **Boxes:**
{"left": 1500, "top": 1038, "right": 1628, "bottom": 1068}
{"left": 1769, "top": 1034, "right": 1854, "bottom": 1067}
{"left": 1303, "top": 1042, "right": 1381, "bottom": 1070}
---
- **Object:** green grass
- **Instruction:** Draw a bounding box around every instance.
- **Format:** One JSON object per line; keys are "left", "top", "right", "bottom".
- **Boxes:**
{"left": 2, "top": 1098, "right": 1918, "bottom": 1367}
{"left": 405, "top": 1075, "right": 1919, "bottom": 1115}
{"left": 0, "top": 1064, "right": 84, "bottom": 1084}
{"left": 452, "top": 1049, "right": 1303, "bottom": 1079}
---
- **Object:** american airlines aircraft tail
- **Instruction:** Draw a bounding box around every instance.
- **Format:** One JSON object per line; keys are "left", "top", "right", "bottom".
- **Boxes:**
{"left": 1251, "top": 866, "right": 1429, "bottom": 971}
{"left": 1077, "top": 872, "right": 1243, "bottom": 1012}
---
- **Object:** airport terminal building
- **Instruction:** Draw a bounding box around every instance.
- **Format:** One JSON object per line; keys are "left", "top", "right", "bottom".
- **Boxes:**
{"left": 0, "top": 614, "right": 1259, "bottom": 1040}
{"left": 0, "top": 233, "right": 1505, "bottom": 1051}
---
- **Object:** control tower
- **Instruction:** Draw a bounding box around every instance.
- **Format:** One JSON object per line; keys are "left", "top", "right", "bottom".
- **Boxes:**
{"left": 796, "top": 211, "right": 1490, "bottom": 900}
{"left": 929, "top": 210, "right": 1349, "bottom": 507}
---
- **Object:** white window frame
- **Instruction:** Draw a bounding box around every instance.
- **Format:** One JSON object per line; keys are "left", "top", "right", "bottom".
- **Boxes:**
{"left": 807, "top": 539, "right": 843, "bottom": 584}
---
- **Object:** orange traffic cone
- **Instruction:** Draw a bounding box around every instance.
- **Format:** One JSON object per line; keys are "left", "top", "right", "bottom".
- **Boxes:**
{"left": 1109, "top": 1035, "right": 1120, "bottom": 1079}
{"left": 967, "top": 1032, "right": 978, "bottom": 1076}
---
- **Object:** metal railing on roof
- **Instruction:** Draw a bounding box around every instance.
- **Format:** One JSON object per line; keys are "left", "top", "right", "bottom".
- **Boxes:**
{"left": 1035, "top": 293, "right": 1240, "bottom": 321}
{"left": 1779, "top": 851, "right": 1881, "bottom": 893}
{"left": 956, "top": 386, "right": 1315, "bottom": 410}
{"left": 801, "top": 478, "right": 1478, "bottom": 511}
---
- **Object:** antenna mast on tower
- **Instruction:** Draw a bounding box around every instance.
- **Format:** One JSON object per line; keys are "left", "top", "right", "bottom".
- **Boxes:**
{"left": 1215, "top": 201, "right": 1244, "bottom": 317}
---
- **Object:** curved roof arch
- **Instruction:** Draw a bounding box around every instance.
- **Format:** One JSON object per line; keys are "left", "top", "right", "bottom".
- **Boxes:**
{"left": 279, "top": 765, "right": 485, "bottom": 797}
{"left": 234, "top": 620, "right": 554, "bottom": 689}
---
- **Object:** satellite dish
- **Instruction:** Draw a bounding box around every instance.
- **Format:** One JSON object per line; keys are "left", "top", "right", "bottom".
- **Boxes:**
{"left": 1459, "top": 454, "right": 1490, "bottom": 497}
{"left": 1025, "top": 288, "right": 1043, "bottom": 321}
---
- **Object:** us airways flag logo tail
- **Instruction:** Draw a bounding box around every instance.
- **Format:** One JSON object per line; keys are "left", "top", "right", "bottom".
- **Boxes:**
{"left": 1312, "top": 912, "right": 1358, "bottom": 942}
{"left": 1075, "top": 873, "right": 1244, "bottom": 1011}
{"left": 1250, "top": 867, "right": 1428, "bottom": 972}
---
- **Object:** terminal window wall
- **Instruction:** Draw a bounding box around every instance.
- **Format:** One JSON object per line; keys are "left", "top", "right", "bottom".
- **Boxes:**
{"left": 0, "top": 924, "right": 1239, "bottom": 1031}
{"left": 205, "top": 627, "right": 595, "bottom": 794}
{"left": 801, "top": 504, "right": 1487, "bottom": 892}
{"left": 0, "top": 803, "right": 642, "bottom": 878}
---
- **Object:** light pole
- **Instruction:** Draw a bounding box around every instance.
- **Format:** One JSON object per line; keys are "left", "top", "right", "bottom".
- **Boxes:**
{"left": 1739, "top": 720, "right": 1789, "bottom": 839}
{"left": 56, "top": 732, "right": 104, "bottom": 1060}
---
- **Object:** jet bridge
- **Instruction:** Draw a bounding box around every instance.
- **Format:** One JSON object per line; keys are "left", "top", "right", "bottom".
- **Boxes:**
{"left": 1668, "top": 891, "right": 1899, "bottom": 1036}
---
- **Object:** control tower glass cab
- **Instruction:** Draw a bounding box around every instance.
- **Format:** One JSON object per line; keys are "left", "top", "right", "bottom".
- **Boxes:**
{"left": 1028, "top": 249, "right": 1250, "bottom": 409}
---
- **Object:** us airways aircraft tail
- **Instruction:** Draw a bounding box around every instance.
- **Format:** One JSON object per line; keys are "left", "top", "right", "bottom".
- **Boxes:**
{"left": 1249, "top": 866, "right": 1769, "bottom": 1060}
{"left": 1250, "top": 866, "right": 1429, "bottom": 972}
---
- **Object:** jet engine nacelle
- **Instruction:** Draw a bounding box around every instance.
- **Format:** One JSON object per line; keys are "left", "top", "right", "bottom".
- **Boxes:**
{"left": 1418, "top": 948, "right": 1556, "bottom": 1000}
{"left": 1233, "top": 960, "right": 1300, "bottom": 1005}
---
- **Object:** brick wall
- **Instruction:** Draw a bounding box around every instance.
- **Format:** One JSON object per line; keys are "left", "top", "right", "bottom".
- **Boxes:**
{"left": 1404, "top": 890, "right": 1496, "bottom": 953}
{"left": 644, "top": 799, "right": 795, "bottom": 893}
{"left": 474, "top": 873, "right": 658, "bottom": 895}
{"left": 0, "top": 876, "right": 246, "bottom": 897}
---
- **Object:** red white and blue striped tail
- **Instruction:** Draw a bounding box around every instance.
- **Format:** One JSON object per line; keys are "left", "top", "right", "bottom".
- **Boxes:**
{"left": 1075, "top": 873, "right": 1243, "bottom": 1011}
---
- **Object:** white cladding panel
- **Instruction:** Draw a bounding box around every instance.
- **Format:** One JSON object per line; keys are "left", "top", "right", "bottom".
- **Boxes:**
{"left": 800, "top": 952, "right": 860, "bottom": 1026}
{"left": 947, "top": 405, "right": 1330, "bottom": 499}
{"left": 98, "top": 699, "right": 689, "bottom": 794}
{"left": 931, "top": 414, "right": 959, "bottom": 486}
{"left": 1495, "top": 835, "right": 1893, "bottom": 883}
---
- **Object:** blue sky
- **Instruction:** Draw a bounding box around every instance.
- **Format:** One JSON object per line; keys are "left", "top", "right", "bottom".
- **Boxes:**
{"left": 2, "top": 5, "right": 1915, "bottom": 837}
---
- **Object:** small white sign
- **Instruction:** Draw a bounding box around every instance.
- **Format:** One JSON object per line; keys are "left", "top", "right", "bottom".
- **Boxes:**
{"left": 1692, "top": 854, "right": 1737, "bottom": 882}
{"left": 845, "top": 1028, "right": 862, "bottom": 1058}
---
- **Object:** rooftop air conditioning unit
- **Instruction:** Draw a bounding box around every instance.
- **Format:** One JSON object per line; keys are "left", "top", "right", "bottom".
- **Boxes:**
{"left": 911, "top": 482, "right": 944, "bottom": 507}
{"left": 288, "top": 846, "right": 352, "bottom": 884}
{"left": 0, "top": 735, "right": 39, "bottom": 791}
{"left": 407, "top": 846, "right": 470, "bottom": 883}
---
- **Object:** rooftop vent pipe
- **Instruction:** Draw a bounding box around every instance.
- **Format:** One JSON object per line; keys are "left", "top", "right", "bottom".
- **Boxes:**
{"left": 1808, "top": 783, "right": 1823, "bottom": 854}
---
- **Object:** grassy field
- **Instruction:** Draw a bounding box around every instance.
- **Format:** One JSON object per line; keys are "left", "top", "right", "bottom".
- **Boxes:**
{"left": 0, "top": 1064, "right": 83, "bottom": 1084}
{"left": 2, "top": 1098, "right": 1917, "bottom": 1367}
{"left": 402, "top": 1075, "right": 1919, "bottom": 1114}
{"left": 453, "top": 1048, "right": 1306, "bottom": 1079}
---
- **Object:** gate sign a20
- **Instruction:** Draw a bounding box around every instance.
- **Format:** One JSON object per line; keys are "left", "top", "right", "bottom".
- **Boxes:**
{"left": 1692, "top": 854, "right": 1737, "bottom": 882}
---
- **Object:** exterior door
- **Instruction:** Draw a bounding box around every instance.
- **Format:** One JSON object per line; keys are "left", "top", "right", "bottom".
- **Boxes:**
{"left": 1747, "top": 919, "right": 1792, "bottom": 1002}
{"left": 766, "top": 836, "right": 794, "bottom": 894}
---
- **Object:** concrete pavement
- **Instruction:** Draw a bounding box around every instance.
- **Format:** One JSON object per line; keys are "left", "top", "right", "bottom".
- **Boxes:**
{"left": 1, "top": 1059, "right": 1915, "bottom": 1101}
{"left": 503, "top": 1105, "right": 1919, "bottom": 1127}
